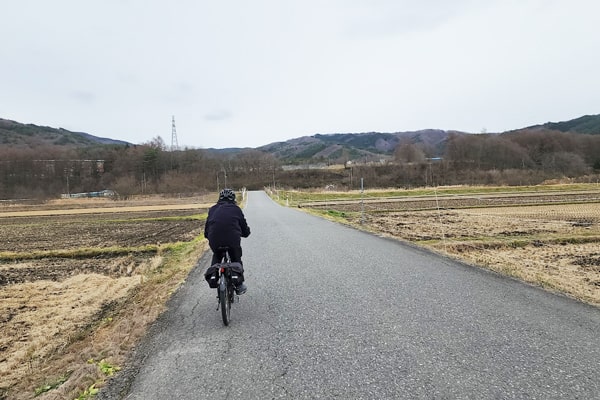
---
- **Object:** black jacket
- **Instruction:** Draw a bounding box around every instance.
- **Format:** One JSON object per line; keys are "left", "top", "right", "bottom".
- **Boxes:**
{"left": 204, "top": 200, "right": 250, "bottom": 249}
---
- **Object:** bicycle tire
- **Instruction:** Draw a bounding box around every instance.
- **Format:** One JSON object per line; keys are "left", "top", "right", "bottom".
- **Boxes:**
{"left": 219, "top": 276, "right": 230, "bottom": 326}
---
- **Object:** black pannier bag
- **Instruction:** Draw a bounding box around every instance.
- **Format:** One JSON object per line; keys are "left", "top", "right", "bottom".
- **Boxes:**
{"left": 204, "top": 262, "right": 244, "bottom": 288}
{"left": 229, "top": 262, "right": 244, "bottom": 285}
{"left": 204, "top": 265, "right": 220, "bottom": 288}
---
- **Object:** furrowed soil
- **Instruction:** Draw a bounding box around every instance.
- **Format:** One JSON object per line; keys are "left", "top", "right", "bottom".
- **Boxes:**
{"left": 299, "top": 187, "right": 600, "bottom": 306}
{"left": 0, "top": 196, "right": 210, "bottom": 400}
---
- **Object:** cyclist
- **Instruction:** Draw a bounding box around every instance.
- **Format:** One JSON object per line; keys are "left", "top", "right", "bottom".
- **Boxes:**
{"left": 204, "top": 188, "right": 251, "bottom": 294}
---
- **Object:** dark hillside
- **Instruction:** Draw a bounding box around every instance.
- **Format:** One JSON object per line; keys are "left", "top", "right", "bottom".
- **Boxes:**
{"left": 0, "top": 118, "right": 129, "bottom": 148}
{"left": 534, "top": 114, "right": 600, "bottom": 135}
{"left": 258, "top": 130, "right": 453, "bottom": 163}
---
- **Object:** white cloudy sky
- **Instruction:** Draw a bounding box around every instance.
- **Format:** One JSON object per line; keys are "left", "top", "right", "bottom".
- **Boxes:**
{"left": 1, "top": 0, "right": 599, "bottom": 149}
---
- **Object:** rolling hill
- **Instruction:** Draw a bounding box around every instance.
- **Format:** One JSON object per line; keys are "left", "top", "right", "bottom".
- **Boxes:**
{"left": 258, "top": 129, "right": 459, "bottom": 163}
{"left": 0, "top": 118, "right": 129, "bottom": 148}
{"left": 262, "top": 114, "right": 600, "bottom": 162}
{"left": 534, "top": 114, "right": 600, "bottom": 135}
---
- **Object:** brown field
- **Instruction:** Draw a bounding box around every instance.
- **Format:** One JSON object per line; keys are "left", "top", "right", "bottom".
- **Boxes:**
{"left": 0, "top": 197, "right": 209, "bottom": 400}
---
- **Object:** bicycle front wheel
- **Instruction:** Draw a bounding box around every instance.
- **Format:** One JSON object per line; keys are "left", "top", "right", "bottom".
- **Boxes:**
{"left": 219, "top": 277, "right": 231, "bottom": 326}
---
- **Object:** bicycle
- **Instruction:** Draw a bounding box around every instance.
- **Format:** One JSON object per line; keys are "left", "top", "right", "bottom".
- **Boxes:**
{"left": 210, "top": 247, "right": 244, "bottom": 326}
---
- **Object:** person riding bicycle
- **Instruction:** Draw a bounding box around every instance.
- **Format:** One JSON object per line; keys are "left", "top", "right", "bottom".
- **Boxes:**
{"left": 204, "top": 188, "right": 251, "bottom": 294}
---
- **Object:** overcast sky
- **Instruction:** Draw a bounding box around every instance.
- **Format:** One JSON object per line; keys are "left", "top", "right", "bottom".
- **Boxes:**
{"left": 1, "top": 1, "right": 599, "bottom": 149}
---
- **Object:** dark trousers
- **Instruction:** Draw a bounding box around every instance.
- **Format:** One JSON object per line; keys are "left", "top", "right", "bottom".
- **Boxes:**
{"left": 211, "top": 245, "right": 243, "bottom": 266}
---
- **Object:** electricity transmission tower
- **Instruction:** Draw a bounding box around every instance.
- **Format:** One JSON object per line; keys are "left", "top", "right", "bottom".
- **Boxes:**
{"left": 171, "top": 115, "right": 179, "bottom": 152}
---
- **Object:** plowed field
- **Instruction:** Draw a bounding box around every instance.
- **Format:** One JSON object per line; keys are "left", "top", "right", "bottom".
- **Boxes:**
{"left": 0, "top": 199, "right": 207, "bottom": 399}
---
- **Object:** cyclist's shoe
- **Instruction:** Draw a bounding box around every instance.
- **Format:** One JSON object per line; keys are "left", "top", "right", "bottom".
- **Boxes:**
{"left": 235, "top": 283, "right": 247, "bottom": 295}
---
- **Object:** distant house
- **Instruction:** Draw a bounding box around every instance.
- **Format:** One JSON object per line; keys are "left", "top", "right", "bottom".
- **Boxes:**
{"left": 61, "top": 189, "right": 116, "bottom": 199}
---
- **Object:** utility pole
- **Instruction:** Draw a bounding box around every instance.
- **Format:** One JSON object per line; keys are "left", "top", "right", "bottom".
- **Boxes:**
{"left": 360, "top": 178, "right": 365, "bottom": 224}
{"left": 64, "top": 168, "right": 70, "bottom": 197}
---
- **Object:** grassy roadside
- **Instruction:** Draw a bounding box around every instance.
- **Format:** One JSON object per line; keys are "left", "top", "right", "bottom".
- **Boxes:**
{"left": 4, "top": 238, "right": 208, "bottom": 400}
{"left": 274, "top": 182, "right": 600, "bottom": 205}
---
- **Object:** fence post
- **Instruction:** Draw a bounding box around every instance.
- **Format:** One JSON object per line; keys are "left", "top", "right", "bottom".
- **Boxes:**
{"left": 361, "top": 178, "right": 365, "bottom": 225}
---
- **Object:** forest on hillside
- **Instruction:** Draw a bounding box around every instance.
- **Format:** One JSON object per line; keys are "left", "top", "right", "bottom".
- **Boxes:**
{"left": 1, "top": 129, "right": 600, "bottom": 200}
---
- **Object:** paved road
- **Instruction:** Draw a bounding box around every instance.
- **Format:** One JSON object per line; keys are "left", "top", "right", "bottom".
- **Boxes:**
{"left": 100, "top": 191, "right": 600, "bottom": 399}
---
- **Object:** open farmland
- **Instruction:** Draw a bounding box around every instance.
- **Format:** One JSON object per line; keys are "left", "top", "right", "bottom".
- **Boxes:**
{"left": 0, "top": 197, "right": 209, "bottom": 399}
{"left": 283, "top": 184, "right": 600, "bottom": 306}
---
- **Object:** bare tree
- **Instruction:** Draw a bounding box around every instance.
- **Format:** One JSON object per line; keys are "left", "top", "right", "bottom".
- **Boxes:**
{"left": 394, "top": 139, "right": 426, "bottom": 163}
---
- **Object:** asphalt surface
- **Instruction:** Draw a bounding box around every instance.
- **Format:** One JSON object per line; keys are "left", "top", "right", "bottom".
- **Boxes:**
{"left": 99, "top": 190, "right": 600, "bottom": 399}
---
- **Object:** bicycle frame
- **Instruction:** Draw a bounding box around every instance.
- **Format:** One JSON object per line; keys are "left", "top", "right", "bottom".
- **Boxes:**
{"left": 216, "top": 249, "right": 236, "bottom": 326}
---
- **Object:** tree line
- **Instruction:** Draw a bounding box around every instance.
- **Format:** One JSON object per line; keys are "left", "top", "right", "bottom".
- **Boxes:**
{"left": 1, "top": 129, "right": 599, "bottom": 200}
{"left": 0, "top": 137, "right": 280, "bottom": 199}
{"left": 390, "top": 129, "right": 600, "bottom": 187}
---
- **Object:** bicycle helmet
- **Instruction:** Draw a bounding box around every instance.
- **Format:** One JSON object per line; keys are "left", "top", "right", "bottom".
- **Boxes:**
{"left": 219, "top": 188, "right": 236, "bottom": 202}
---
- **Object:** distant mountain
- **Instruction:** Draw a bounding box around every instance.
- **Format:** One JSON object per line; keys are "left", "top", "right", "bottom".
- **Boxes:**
{"left": 3, "top": 113, "right": 598, "bottom": 163}
{"left": 0, "top": 118, "right": 129, "bottom": 148}
{"left": 258, "top": 129, "right": 458, "bottom": 163}
{"left": 260, "top": 114, "right": 600, "bottom": 163}
{"left": 528, "top": 114, "right": 600, "bottom": 135}
{"left": 0, "top": 117, "right": 453, "bottom": 162}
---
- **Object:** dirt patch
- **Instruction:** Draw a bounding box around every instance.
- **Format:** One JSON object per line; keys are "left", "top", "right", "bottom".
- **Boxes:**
{"left": 573, "top": 253, "right": 600, "bottom": 271}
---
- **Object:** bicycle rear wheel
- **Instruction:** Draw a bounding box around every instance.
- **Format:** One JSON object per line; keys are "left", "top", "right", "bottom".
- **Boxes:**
{"left": 219, "top": 276, "right": 231, "bottom": 326}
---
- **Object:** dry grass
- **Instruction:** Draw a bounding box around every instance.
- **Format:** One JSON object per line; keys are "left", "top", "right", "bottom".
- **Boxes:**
{"left": 1, "top": 242, "right": 207, "bottom": 400}
{"left": 0, "top": 274, "right": 140, "bottom": 388}
{"left": 0, "top": 196, "right": 208, "bottom": 400}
